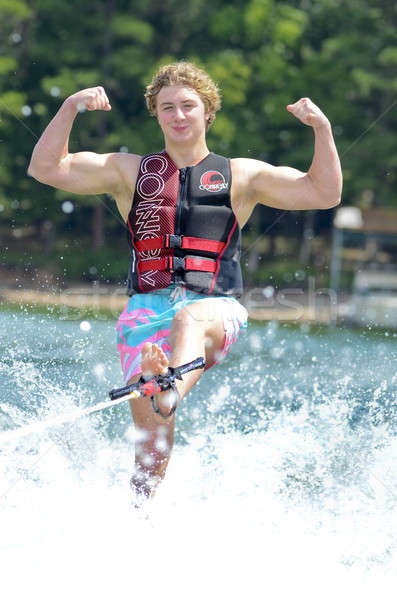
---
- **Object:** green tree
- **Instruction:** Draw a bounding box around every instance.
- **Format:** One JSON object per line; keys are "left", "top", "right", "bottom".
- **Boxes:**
{"left": 1, "top": 0, "right": 396, "bottom": 284}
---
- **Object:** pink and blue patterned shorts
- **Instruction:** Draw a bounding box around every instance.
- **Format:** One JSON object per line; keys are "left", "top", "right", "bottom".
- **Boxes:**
{"left": 116, "top": 285, "right": 248, "bottom": 384}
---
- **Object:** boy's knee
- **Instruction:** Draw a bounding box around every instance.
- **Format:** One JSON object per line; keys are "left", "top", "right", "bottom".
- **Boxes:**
{"left": 172, "top": 303, "right": 211, "bottom": 331}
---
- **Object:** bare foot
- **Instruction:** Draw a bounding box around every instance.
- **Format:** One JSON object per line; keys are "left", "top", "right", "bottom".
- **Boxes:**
{"left": 141, "top": 342, "right": 169, "bottom": 379}
{"left": 141, "top": 343, "right": 179, "bottom": 417}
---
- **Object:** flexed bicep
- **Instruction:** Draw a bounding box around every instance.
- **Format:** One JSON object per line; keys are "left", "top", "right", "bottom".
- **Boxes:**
{"left": 46, "top": 151, "right": 128, "bottom": 196}
{"left": 232, "top": 157, "right": 312, "bottom": 212}
{"left": 28, "top": 87, "right": 141, "bottom": 208}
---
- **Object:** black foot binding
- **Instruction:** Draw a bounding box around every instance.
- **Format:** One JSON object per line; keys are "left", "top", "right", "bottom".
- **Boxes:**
{"left": 150, "top": 379, "right": 180, "bottom": 419}
{"left": 109, "top": 357, "right": 205, "bottom": 416}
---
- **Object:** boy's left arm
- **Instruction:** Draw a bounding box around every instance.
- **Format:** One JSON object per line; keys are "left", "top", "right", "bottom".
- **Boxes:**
{"left": 233, "top": 98, "right": 342, "bottom": 212}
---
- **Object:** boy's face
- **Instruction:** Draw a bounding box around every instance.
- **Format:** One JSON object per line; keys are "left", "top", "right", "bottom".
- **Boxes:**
{"left": 156, "top": 85, "right": 209, "bottom": 144}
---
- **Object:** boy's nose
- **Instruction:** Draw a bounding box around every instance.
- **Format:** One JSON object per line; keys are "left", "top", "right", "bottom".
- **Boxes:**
{"left": 174, "top": 107, "right": 186, "bottom": 120}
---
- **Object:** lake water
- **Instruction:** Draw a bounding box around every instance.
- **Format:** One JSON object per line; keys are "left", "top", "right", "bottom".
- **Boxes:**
{"left": 1, "top": 306, "right": 397, "bottom": 598}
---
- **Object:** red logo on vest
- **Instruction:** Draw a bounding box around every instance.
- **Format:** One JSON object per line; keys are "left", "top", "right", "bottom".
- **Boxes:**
{"left": 199, "top": 170, "right": 228, "bottom": 193}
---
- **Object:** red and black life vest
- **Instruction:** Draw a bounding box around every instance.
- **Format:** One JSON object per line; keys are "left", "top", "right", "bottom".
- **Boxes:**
{"left": 126, "top": 151, "right": 243, "bottom": 297}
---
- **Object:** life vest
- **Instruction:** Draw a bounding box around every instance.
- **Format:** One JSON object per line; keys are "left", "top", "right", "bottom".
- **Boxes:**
{"left": 126, "top": 151, "right": 243, "bottom": 297}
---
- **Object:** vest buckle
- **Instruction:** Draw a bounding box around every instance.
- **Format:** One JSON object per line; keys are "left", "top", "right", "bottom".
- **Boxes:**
{"left": 170, "top": 256, "right": 185, "bottom": 272}
{"left": 166, "top": 234, "right": 182, "bottom": 249}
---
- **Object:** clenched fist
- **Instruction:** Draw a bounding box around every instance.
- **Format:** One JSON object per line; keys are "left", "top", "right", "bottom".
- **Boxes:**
{"left": 286, "top": 98, "right": 329, "bottom": 129}
{"left": 65, "top": 86, "right": 111, "bottom": 113}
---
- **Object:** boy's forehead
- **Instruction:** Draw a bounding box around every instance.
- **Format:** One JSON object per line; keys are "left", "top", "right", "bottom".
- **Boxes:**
{"left": 157, "top": 85, "right": 201, "bottom": 104}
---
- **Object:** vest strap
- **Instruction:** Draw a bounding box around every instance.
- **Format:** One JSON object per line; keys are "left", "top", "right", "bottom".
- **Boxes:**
{"left": 135, "top": 235, "right": 225, "bottom": 255}
{"left": 138, "top": 256, "right": 217, "bottom": 274}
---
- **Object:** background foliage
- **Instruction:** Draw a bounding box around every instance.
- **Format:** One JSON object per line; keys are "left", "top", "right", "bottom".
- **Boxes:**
{"left": 0, "top": 0, "right": 396, "bottom": 288}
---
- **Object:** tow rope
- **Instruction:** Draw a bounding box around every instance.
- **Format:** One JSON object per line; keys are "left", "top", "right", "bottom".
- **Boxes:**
{"left": 0, "top": 357, "right": 205, "bottom": 444}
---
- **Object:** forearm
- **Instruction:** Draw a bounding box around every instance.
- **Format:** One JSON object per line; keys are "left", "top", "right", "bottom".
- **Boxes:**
{"left": 28, "top": 99, "right": 78, "bottom": 176}
{"left": 307, "top": 121, "right": 342, "bottom": 204}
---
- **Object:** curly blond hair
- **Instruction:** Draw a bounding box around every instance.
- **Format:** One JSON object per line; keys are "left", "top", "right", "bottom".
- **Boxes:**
{"left": 145, "top": 61, "right": 221, "bottom": 130}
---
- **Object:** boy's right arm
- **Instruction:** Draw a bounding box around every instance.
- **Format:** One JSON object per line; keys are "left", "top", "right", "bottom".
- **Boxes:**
{"left": 28, "top": 87, "right": 140, "bottom": 221}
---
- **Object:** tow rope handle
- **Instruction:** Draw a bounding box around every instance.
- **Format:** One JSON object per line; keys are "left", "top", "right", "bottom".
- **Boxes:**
{"left": 108, "top": 356, "right": 206, "bottom": 401}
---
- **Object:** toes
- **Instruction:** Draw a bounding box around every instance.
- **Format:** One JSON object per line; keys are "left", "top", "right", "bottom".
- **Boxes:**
{"left": 142, "top": 342, "right": 152, "bottom": 356}
{"left": 141, "top": 343, "right": 169, "bottom": 377}
{"left": 153, "top": 345, "right": 168, "bottom": 374}
{"left": 148, "top": 344, "right": 168, "bottom": 373}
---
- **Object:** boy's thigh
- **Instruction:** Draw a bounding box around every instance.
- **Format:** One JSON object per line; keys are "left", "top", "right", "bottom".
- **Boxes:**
{"left": 172, "top": 298, "right": 226, "bottom": 336}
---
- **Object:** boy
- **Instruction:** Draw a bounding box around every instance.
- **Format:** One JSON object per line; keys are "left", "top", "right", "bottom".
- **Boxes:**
{"left": 28, "top": 62, "right": 342, "bottom": 502}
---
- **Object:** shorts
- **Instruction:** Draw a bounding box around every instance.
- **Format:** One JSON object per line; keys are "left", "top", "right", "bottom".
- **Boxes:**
{"left": 116, "top": 285, "right": 248, "bottom": 384}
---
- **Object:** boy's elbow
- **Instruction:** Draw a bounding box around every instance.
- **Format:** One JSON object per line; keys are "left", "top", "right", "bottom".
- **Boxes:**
{"left": 318, "top": 180, "right": 343, "bottom": 209}
{"left": 27, "top": 162, "right": 37, "bottom": 179}
{"left": 27, "top": 159, "right": 43, "bottom": 181}
{"left": 310, "top": 190, "right": 342, "bottom": 210}
{"left": 327, "top": 194, "right": 342, "bottom": 209}
{"left": 27, "top": 160, "right": 54, "bottom": 184}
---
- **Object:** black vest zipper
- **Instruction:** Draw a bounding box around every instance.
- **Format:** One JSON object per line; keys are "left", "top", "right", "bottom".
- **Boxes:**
{"left": 176, "top": 167, "right": 190, "bottom": 235}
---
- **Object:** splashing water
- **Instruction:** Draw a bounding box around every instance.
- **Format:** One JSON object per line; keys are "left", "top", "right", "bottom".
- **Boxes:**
{"left": 1, "top": 309, "right": 397, "bottom": 598}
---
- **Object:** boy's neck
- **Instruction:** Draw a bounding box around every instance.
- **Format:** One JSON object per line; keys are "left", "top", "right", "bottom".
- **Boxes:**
{"left": 164, "top": 140, "right": 210, "bottom": 169}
